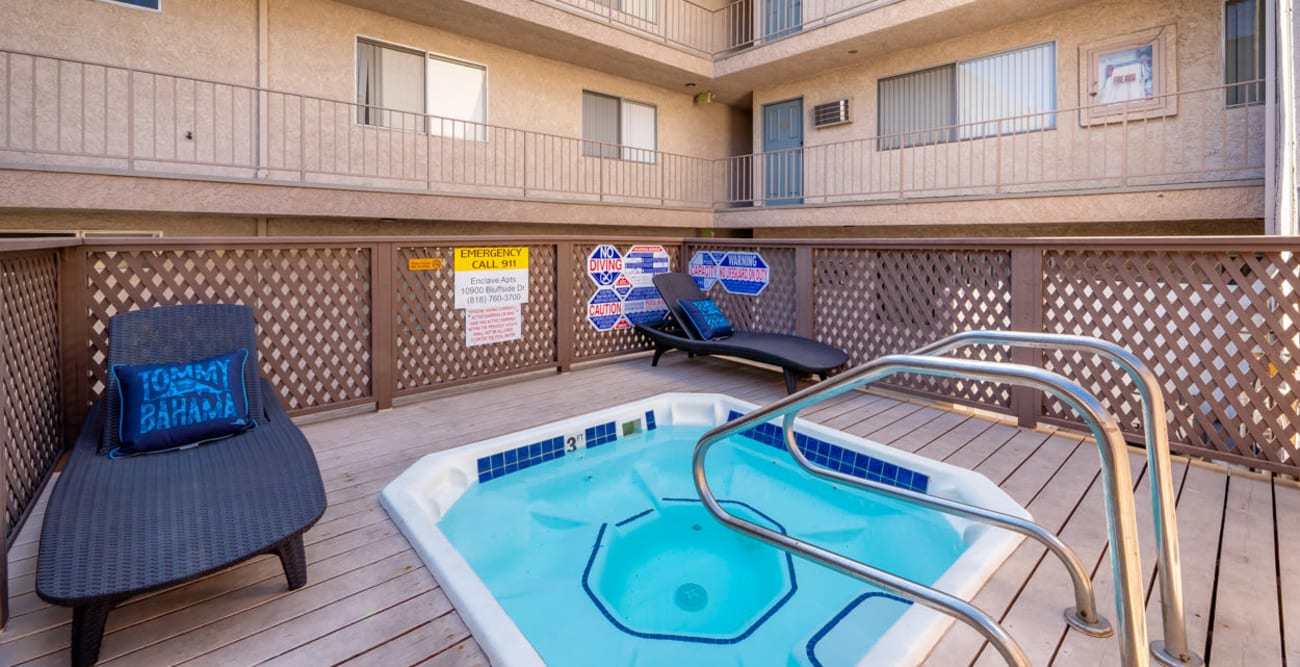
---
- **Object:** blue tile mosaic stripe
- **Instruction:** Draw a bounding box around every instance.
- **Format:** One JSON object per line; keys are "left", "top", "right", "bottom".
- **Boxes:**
{"left": 805, "top": 592, "right": 912, "bottom": 667}
{"left": 476, "top": 435, "right": 565, "bottom": 483}
{"left": 585, "top": 421, "right": 618, "bottom": 448}
{"left": 644, "top": 410, "right": 657, "bottom": 430}
{"left": 581, "top": 498, "right": 798, "bottom": 645}
{"left": 727, "top": 410, "right": 929, "bottom": 494}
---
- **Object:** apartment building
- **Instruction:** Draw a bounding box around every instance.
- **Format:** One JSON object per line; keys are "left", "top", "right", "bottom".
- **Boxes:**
{"left": 0, "top": 0, "right": 1294, "bottom": 238}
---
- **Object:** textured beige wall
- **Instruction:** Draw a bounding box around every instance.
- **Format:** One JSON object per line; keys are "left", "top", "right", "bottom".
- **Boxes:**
{"left": 268, "top": 0, "right": 739, "bottom": 158}
{"left": 0, "top": 0, "right": 259, "bottom": 85}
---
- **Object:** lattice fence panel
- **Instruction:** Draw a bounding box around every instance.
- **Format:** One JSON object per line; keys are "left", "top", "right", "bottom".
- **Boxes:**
{"left": 85, "top": 247, "right": 372, "bottom": 411}
{"left": 572, "top": 243, "right": 682, "bottom": 360}
{"left": 1, "top": 251, "right": 63, "bottom": 543}
{"left": 691, "top": 245, "right": 798, "bottom": 336}
{"left": 255, "top": 248, "right": 372, "bottom": 410}
{"left": 395, "top": 244, "right": 556, "bottom": 389}
{"left": 814, "top": 248, "right": 1014, "bottom": 409}
{"left": 1043, "top": 249, "right": 1300, "bottom": 469}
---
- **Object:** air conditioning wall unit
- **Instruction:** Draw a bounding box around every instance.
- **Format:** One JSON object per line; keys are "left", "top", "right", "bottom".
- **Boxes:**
{"left": 812, "top": 99, "right": 850, "bottom": 128}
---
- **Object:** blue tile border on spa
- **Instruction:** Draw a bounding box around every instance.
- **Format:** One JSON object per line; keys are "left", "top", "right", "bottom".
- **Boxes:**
{"left": 727, "top": 410, "right": 930, "bottom": 494}
{"left": 476, "top": 435, "right": 566, "bottom": 483}
{"left": 805, "top": 591, "right": 913, "bottom": 667}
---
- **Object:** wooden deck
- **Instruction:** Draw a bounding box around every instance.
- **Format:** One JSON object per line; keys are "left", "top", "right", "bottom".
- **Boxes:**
{"left": 4, "top": 353, "right": 1298, "bottom": 666}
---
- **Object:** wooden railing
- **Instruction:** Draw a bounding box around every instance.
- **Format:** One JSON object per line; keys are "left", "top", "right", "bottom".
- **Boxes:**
{"left": 2, "top": 233, "right": 1297, "bottom": 622}
{"left": 686, "top": 237, "right": 1300, "bottom": 474}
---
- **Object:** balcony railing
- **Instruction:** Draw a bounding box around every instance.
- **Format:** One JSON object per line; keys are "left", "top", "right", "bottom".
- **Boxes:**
{"left": 536, "top": 0, "right": 902, "bottom": 55}
{"left": 0, "top": 50, "right": 717, "bottom": 209}
{"left": 0, "top": 49, "right": 1268, "bottom": 212}
{"left": 721, "top": 82, "right": 1267, "bottom": 207}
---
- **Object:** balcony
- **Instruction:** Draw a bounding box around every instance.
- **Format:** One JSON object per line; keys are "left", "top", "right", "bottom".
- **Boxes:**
{"left": 2, "top": 234, "right": 1298, "bottom": 664}
{"left": 0, "top": 49, "right": 1267, "bottom": 227}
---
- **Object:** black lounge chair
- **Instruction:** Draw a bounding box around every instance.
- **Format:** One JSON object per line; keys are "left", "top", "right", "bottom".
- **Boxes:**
{"left": 635, "top": 272, "right": 849, "bottom": 393}
{"left": 36, "top": 304, "right": 327, "bottom": 667}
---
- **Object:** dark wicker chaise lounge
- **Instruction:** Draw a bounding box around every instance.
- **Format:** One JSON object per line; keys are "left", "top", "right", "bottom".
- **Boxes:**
{"left": 635, "top": 272, "right": 849, "bottom": 393}
{"left": 35, "top": 304, "right": 328, "bottom": 667}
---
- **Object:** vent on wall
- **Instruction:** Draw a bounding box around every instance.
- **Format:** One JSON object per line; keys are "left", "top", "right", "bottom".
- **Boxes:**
{"left": 812, "top": 99, "right": 850, "bottom": 128}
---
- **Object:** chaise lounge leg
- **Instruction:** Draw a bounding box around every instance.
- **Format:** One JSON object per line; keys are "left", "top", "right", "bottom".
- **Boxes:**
{"left": 783, "top": 369, "right": 798, "bottom": 395}
{"left": 276, "top": 534, "right": 309, "bottom": 590}
{"left": 71, "top": 602, "right": 113, "bottom": 667}
{"left": 651, "top": 343, "right": 667, "bottom": 367}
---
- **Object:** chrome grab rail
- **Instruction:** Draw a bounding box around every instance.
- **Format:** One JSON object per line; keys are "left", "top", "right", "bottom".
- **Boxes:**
{"left": 694, "top": 354, "right": 1151, "bottom": 667}
{"left": 772, "top": 407, "right": 1112, "bottom": 639}
{"left": 911, "top": 331, "right": 1200, "bottom": 667}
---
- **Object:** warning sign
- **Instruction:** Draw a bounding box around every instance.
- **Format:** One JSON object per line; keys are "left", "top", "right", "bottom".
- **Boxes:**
{"left": 587, "top": 245, "right": 623, "bottom": 287}
{"left": 465, "top": 305, "right": 523, "bottom": 347}
{"left": 688, "top": 251, "right": 721, "bottom": 290}
{"left": 621, "top": 245, "right": 670, "bottom": 325}
{"left": 454, "top": 247, "right": 529, "bottom": 309}
{"left": 408, "top": 258, "right": 444, "bottom": 271}
{"left": 718, "top": 251, "right": 769, "bottom": 296}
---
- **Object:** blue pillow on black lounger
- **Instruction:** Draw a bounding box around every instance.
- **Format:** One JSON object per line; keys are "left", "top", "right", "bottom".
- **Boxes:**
{"left": 110, "top": 348, "right": 255, "bottom": 457}
{"left": 677, "top": 298, "right": 735, "bottom": 340}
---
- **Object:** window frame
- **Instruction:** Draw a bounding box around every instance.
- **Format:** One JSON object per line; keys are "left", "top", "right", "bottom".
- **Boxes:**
{"left": 876, "top": 41, "right": 1058, "bottom": 151}
{"left": 1223, "top": 0, "right": 1266, "bottom": 107}
{"left": 581, "top": 90, "right": 658, "bottom": 164}
{"left": 98, "top": 0, "right": 161, "bottom": 11}
{"left": 354, "top": 36, "right": 489, "bottom": 138}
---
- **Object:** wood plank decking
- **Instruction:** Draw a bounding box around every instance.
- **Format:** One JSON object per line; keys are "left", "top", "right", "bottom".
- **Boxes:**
{"left": 3, "top": 353, "right": 1297, "bottom": 666}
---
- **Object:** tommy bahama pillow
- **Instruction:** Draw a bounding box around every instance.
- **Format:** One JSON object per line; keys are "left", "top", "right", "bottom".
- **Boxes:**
{"left": 677, "top": 298, "right": 735, "bottom": 340}
{"left": 110, "top": 348, "right": 255, "bottom": 457}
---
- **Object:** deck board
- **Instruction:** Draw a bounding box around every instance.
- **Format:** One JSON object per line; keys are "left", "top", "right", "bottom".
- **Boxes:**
{"left": 2, "top": 355, "right": 1291, "bottom": 667}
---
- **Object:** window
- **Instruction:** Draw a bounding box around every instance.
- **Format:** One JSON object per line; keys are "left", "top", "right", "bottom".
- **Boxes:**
{"left": 101, "top": 0, "right": 161, "bottom": 10}
{"left": 878, "top": 43, "right": 1056, "bottom": 149}
{"left": 1225, "top": 0, "right": 1265, "bottom": 106}
{"left": 356, "top": 39, "right": 487, "bottom": 138}
{"left": 582, "top": 91, "right": 657, "bottom": 163}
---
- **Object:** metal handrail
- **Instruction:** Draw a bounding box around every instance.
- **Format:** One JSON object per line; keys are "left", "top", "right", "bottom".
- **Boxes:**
{"left": 911, "top": 331, "right": 1201, "bottom": 667}
{"left": 694, "top": 354, "right": 1151, "bottom": 667}
{"left": 772, "top": 408, "right": 1112, "bottom": 638}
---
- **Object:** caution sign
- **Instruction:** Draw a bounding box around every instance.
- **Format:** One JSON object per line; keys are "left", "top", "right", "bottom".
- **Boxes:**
{"left": 454, "top": 247, "right": 529, "bottom": 309}
{"left": 587, "top": 288, "right": 628, "bottom": 331}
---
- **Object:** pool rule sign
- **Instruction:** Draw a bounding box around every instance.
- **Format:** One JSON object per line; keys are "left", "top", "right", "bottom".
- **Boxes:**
{"left": 454, "top": 247, "right": 529, "bottom": 346}
{"left": 585, "top": 244, "right": 671, "bottom": 331}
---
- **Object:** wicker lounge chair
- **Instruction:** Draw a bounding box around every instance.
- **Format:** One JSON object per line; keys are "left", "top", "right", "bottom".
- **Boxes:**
{"left": 634, "top": 272, "right": 849, "bottom": 393}
{"left": 35, "top": 304, "right": 327, "bottom": 667}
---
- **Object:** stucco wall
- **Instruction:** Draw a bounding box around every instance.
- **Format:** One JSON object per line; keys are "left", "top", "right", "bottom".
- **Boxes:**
{"left": 0, "top": 0, "right": 260, "bottom": 86}
{"left": 267, "top": 0, "right": 738, "bottom": 158}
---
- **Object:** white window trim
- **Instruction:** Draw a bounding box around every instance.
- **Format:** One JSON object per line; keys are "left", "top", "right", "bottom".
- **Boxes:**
{"left": 354, "top": 36, "right": 490, "bottom": 139}
{"left": 877, "top": 40, "right": 1058, "bottom": 150}
{"left": 582, "top": 89, "right": 658, "bottom": 164}
{"left": 98, "top": 0, "right": 162, "bottom": 12}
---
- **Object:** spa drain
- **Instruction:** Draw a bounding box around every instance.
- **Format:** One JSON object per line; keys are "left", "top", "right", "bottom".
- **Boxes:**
{"left": 674, "top": 582, "right": 709, "bottom": 611}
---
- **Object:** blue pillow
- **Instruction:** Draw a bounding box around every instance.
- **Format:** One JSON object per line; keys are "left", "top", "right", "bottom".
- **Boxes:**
{"left": 110, "top": 348, "right": 255, "bottom": 457}
{"left": 677, "top": 299, "right": 734, "bottom": 340}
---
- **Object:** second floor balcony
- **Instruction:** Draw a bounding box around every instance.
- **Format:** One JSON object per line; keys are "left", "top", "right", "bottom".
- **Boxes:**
{"left": 0, "top": 49, "right": 1268, "bottom": 225}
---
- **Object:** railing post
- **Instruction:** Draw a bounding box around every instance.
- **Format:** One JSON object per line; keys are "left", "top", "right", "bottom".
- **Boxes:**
{"left": 1009, "top": 245, "right": 1043, "bottom": 428}
{"left": 298, "top": 95, "right": 306, "bottom": 182}
{"left": 1121, "top": 99, "right": 1129, "bottom": 187}
{"left": 371, "top": 242, "right": 395, "bottom": 410}
{"left": 555, "top": 241, "right": 577, "bottom": 373}
{"left": 58, "top": 244, "right": 89, "bottom": 447}
{"left": 794, "top": 244, "right": 814, "bottom": 339}
{"left": 127, "top": 71, "right": 135, "bottom": 172}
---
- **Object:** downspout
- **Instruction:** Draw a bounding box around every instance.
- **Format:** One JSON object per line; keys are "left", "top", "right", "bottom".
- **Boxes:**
{"left": 1279, "top": 0, "right": 1297, "bottom": 234}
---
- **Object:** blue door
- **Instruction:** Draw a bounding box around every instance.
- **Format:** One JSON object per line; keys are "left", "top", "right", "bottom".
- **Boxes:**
{"left": 763, "top": 98, "right": 803, "bottom": 206}
{"left": 764, "top": 0, "right": 801, "bottom": 40}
